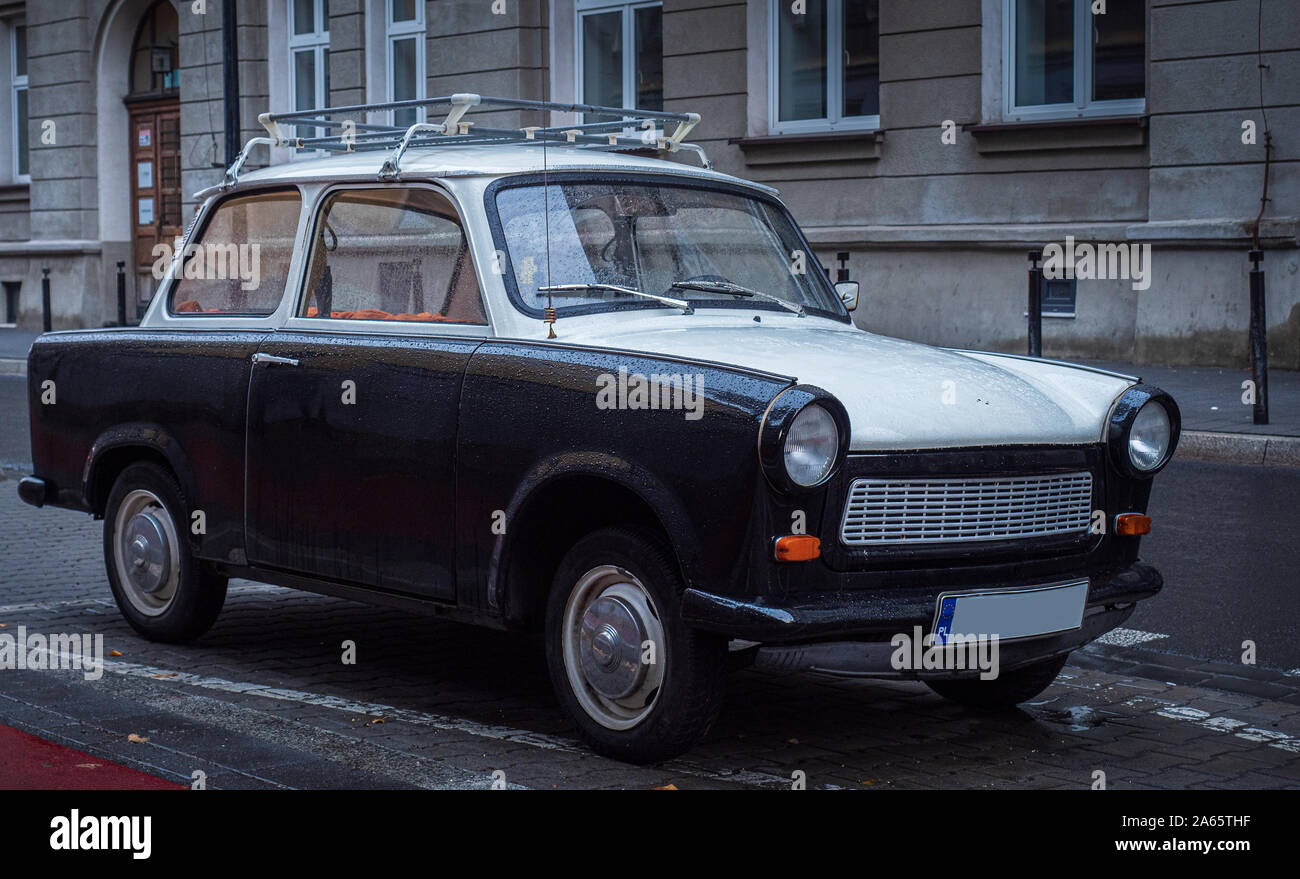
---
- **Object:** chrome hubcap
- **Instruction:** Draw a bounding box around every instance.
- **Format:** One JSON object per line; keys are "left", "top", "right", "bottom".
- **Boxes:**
{"left": 124, "top": 511, "right": 171, "bottom": 594}
{"left": 113, "top": 489, "right": 180, "bottom": 617}
{"left": 580, "top": 595, "right": 647, "bottom": 700}
{"left": 563, "top": 565, "right": 666, "bottom": 731}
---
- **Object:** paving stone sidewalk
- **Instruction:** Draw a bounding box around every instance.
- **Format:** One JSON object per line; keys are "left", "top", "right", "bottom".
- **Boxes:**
{"left": 1084, "top": 359, "right": 1299, "bottom": 437}
{"left": 0, "top": 328, "right": 38, "bottom": 363}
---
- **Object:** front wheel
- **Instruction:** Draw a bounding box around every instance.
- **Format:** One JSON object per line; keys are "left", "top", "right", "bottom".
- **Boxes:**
{"left": 925, "top": 654, "right": 1068, "bottom": 709}
{"left": 103, "top": 462, "right": 228, "bottom": 643}
{"left": 544, "top": 527, "right": 726, "bottom": 764}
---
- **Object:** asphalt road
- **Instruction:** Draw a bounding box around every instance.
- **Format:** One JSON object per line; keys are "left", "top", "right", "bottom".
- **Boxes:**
{"left": 1135, "top": 459, "right": 1300, "bottom": 670}
{"left": 2, "top": 372, "right": 1295, "bottom": 671}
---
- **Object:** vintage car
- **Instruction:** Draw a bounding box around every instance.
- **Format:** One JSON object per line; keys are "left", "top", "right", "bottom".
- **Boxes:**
{"left": 19, "top": 95, "right": 1179, "bottom": 763}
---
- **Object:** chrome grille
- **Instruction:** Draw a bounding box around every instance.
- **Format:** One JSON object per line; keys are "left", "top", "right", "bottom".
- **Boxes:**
{"left": 839, "top": 472, "right": 1094, "bottom": 546}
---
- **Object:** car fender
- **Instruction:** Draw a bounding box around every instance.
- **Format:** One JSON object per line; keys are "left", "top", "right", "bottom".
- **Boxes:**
{"left": 485, "top": 449, "right": 703, "bottom": 611}
{"left": 83, "top": 422, "right": 200, "bottom": 515}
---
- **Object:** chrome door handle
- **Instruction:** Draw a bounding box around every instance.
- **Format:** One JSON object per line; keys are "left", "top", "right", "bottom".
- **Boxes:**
{"left": 252, "top": 352, "right": 299, "bottom": 366}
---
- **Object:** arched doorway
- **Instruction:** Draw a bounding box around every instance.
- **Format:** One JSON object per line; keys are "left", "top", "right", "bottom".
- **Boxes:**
{"left": 124, "top": 0, "right": 180, "bottom": 314}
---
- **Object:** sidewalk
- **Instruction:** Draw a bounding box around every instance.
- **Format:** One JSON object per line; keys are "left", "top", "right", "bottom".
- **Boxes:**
{"left": 1083, "top": 359, "right": 1300, "bottom": 467}
{"left": 0, "top": 327, "right": 38, "bottom": 370}
{"left": 1084, "top": 360, "right": 1299, "bottom": 438}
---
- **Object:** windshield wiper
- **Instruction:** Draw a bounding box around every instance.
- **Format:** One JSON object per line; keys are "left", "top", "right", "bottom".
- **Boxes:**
{"left": 538, "top": 283, "right": 694, "bottom": 314}
{"left": 670, "top": 279, "right": 805, "bottom": 317}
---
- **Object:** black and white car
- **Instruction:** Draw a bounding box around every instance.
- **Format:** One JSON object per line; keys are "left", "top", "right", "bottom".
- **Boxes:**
{"left": 19, "top": 95, "right": 1180, "bottom": 763}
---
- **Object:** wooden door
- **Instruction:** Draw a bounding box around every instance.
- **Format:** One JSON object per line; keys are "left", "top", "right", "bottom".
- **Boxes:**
{"left": 128, "top": 101, "right": 181, "bottom": 310}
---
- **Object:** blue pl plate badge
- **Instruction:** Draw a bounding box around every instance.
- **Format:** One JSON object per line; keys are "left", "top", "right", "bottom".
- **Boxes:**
{"left": 934, "top": 596, "right": 959, "bottom": 646}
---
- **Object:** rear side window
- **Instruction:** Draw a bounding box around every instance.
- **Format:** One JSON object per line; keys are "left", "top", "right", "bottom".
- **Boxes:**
{"left": 169, "top": 189, "right": 302, "bottom": 316}
{"left": 298, "top": 187, "right": 487, "bottom": 325}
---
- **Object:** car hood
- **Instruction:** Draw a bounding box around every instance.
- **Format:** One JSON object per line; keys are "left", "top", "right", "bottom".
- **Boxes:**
{"left": 563, "top": 320, "right": 1135, "bottom": 450}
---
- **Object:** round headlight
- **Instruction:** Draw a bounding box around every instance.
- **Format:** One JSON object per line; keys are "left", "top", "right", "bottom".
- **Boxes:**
{"left": 784, "top": 404, "right": 839, "bottom": 487}
{"left": 1128, "top": 401, "right": 1172, "bottom": 471}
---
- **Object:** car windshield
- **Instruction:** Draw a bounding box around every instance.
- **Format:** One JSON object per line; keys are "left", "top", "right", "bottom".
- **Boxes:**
{"left": 492, "top": 180, "right": 847, "bottom": 319}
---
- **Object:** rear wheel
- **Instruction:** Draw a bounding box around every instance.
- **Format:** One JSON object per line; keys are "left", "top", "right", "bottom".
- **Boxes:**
{"left": 544, "top": 527, "right": 726, "bottom": 764}
{"left": 103, "top": 462, "right": 227, "bottom": 643}
{"left": 925, "top": 654, "right": 1068, "bottom": 709}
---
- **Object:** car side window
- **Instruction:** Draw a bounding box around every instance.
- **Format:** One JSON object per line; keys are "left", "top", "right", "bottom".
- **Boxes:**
{"left": 299, "top": 187, "right": 487, "bottom": 325}
{"left": 169, "top": 189, "right": 302, "bottom": 316}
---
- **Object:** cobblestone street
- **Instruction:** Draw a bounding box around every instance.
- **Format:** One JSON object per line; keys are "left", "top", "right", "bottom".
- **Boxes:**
{"left": 2, "top": 479, "right": 1298, "bottom": 790}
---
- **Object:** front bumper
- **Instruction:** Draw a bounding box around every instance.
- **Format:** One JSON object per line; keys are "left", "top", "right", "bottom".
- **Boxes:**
{"left": 681, "top": 561, "right": 1161, "bottom": 644}
{"left": 753, "top": 601, "right": 1134, "bottom": 679}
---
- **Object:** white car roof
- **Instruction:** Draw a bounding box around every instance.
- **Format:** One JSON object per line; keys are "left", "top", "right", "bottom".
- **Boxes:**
{"left": 234, "top": 143, "right": 776, "bottom": 194}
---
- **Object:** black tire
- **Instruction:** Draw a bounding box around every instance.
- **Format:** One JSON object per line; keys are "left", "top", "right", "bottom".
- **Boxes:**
{"left": 103, "top": 461, "right": 227, "bottom": 643}
{"left": 925, "top": 654, "right": 1068, "bottom": 709}
{"left": 544, "top": 527, "right": 726, "bottom": 764}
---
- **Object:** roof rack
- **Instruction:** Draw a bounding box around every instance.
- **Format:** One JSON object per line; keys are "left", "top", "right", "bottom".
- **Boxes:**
{"left": 211, "top": 93, "right": 709, "bottom": 192}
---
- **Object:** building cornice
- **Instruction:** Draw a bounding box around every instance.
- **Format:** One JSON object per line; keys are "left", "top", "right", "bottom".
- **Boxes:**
{"left": 801, "top": 219, "right": 1300, "bottom": 250}
{"left": 0, "top": 240, "right": 106, "bottom": 256}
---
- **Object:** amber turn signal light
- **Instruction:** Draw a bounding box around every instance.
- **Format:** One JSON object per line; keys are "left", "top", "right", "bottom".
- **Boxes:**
{"left": 1114, "top": 513, "right": 1152, "bottom": 536}
{"left": 774, "top": 534, "right": 821, "bottom": 562}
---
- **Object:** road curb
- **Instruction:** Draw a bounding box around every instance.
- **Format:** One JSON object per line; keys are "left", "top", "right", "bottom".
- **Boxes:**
{"left": 0, "top": 357, "right": 25, "bottom": 376}
{"left": 1176, "top": 430, "right": 1300, "bottom": 468}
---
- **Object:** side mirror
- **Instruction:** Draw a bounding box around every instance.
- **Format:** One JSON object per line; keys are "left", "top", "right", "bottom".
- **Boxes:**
{"left": 835, "top": 280, "right": 859, "bottom": 312}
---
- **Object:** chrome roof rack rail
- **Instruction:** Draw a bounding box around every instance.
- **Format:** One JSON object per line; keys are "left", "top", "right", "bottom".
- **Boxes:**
{"left": 206, "top": 93, "right": 709, "bottom": 193}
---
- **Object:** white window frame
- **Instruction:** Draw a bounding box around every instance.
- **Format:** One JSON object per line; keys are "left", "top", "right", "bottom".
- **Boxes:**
{"left": 1002, "top": 0, "right": 1145, "bottom": 122}
{"left": 386, "top": 0, "right": 426, "bottom": 125}
{"left": 11, "top": 21, "right": 28, "bottom": 183}
{"left": 287, "top": 0, "right": 330, "bottom": 155}
{"left": 767, "top": 0, "right": 879, "bottom": 136}
{"left": 574, "top": 0, "right": 663, "bottom": 114}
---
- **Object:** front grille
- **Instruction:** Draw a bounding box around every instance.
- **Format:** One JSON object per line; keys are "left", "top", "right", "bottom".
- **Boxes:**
{"left": 839, "top": 472, "right": 1094, "bottom": 546}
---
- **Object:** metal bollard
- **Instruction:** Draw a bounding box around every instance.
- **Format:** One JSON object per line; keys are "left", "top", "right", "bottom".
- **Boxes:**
{"left": 1248, "top": 250, "right": 1269, "bottom": 425}
{"left": 1027, "top": 250, "right": 1043, "bottom": 358}
{"left": 116, "top": 261, "right": 127, "bottom": 327}
{"left": 41, "top": 267, "right": 51, "bottom": 333}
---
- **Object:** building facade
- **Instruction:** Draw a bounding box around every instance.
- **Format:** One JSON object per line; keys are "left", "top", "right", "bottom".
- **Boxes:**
{"left": 0, "top": 0, "right": 1295, "bottom": 367}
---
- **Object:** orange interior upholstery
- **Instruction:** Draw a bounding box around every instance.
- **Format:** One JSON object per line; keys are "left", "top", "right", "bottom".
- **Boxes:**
{"left": 173, "top": 300, "right": 220, "bottom": 313}
{"left": 304, "top": 306, "right": 457, "bottom": 322}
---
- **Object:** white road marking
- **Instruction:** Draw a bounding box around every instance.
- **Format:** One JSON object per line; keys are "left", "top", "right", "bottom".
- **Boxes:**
{"left": 1129, "top": 698, "right": 1300, "bottom": 754}
{"left": 1095, "top": 628, "right": 1170, "bottom": 647}
{"left": 32, "top": 649, "right": 802, "bottom": 789}
{"left": 0, "top": 597, "right": 116, "bottom": 615}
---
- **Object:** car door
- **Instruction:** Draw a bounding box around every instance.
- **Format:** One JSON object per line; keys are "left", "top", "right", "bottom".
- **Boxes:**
{"left": 244, "top": 184, "right": 491, "bottom": 600}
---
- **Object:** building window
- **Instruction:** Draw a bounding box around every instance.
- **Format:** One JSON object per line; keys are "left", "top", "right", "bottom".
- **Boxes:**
{"left": 289, "top": 0, "right": 330, "bottom": 144}
{"left": 12, "top": 22, "right": 28, "bottom": 181}
{"left": 1003, "top": 0, "right": 1145, "bottom": 121}
{"left": 769, "top": 0, "right": 879, "bottom": 135}
{"left": 576, "top": 1, "right": 663, "bottom": 123}
{"left": 387, "top": 0, "right": 426, "bottom": 127}
{"left": 1041, "top": 277, "right": 1077, "bottom": 318}
{"left": 129, "top": 2, "right": 179, "bottom": 95}
{"left": 2, "top": 280, "right": 20, "bottom": 325}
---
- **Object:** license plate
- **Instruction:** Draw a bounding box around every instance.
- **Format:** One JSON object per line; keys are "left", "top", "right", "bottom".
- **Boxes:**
{"left": 932, "top": 580, "right": 1088, "bottom": 646}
